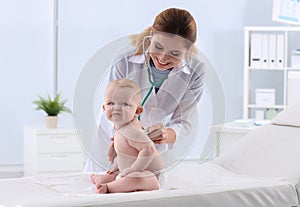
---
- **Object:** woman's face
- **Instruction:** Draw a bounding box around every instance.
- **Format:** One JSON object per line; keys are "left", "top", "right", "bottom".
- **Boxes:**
{"left": 149, "top": 32, "right": 189, "bottom": 71}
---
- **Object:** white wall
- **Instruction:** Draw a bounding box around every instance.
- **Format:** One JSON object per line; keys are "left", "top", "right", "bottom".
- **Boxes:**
{"left": 0, "top": 0, "right": 54, "bottom": 165}
{"left": 0, "top": 0, "right": 285, "bottom": 165}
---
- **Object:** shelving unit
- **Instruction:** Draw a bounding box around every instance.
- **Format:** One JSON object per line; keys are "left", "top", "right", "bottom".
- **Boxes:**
{"left": 243, "top": 26, "right": 300, "bottom": 119}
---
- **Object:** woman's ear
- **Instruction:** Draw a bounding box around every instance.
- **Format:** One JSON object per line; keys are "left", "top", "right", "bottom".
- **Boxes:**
{"left": 136, "top": 106, "right": 144, "bottom": 115}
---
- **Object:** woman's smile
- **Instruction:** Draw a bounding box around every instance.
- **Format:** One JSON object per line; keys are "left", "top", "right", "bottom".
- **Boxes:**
{"left": 156, "top": 57, "right": 170, "bottom": 67}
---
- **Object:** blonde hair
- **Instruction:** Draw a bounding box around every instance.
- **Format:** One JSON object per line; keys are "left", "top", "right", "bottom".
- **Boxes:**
{"left": 106, "top": 79, "right": 142, "bottom": 103}
{"left": 131, "top": 8, "right": 197, "bottom": 55}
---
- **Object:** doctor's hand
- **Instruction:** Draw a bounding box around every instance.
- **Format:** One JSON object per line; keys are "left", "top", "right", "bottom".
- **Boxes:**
{"left": 147, "top": 123, "right": 176, "bottom": 144}
{"left": 107, "top": 137, "right": 116, "bottom": 164}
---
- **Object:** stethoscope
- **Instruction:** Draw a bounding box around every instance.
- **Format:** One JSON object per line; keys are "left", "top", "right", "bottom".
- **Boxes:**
{"left": 138, "top": 57, "right": 167, "bottom": 121}
{"left": 141, "top": 35, "right": 191, "bottom": 108}
{"left": 139, "top": 33, "right": 193, "bottom": 123}
{"left": 141, "top": 65, "right": 167, "bottom": 107}
{"left": 141, "top": 35, "right": 167, "bottom": 108}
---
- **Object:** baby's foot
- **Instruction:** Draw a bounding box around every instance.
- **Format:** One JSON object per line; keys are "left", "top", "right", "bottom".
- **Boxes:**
{"left": 96, "top": 184, "right": 108, "bottom": 194}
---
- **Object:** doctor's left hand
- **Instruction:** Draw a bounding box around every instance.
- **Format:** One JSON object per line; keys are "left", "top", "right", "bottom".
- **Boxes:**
{"left": 107, "top": 137, "right": 116, "bottom": 164}
{"left": 147, "top": 123, "right": 176, "bottom": 144}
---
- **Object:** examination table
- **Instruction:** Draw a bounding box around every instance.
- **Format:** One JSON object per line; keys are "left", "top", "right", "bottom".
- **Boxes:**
{"left": 0, "top": 103, "right": 300, "bottom": 207}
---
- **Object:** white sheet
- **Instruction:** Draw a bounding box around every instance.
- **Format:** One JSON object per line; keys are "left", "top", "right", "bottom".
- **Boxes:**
{"left": 0, "top": 161, "right": 297, "bottom": 207}
{"left": 214, "top": 124, "right": 300, "bottom": 189}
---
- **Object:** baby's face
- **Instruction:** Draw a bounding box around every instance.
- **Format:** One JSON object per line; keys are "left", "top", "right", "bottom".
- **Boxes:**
{"left": 103, "top": 86, "right": 140, "bottom": 126}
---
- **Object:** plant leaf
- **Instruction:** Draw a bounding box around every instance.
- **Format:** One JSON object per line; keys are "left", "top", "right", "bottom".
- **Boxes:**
{"left": 32, "top": 93, "right": 72, "bottom": 116}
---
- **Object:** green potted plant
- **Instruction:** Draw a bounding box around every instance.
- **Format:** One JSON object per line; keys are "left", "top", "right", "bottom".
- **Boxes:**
{"left": 33, "top": 93, "right": 72, "bottom": 128}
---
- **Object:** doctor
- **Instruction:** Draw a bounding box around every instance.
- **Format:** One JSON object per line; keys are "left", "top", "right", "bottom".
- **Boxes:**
{"left": 85, "top": 8, "right": 205, "bottom": 174}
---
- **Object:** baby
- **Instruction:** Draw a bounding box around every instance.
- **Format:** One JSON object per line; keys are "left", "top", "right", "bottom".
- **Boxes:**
{"left": 92, "top": 79, "right": 165, "bottom": 193}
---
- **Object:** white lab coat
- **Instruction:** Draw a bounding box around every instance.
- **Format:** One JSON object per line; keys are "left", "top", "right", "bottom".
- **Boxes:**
{"left": 84, "top": 49, "right": 205, "bottom": 172}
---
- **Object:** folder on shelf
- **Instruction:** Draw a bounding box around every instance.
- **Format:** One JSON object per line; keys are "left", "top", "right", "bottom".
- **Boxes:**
{"left": 268, "top": 34, "right": 277, "bottom": 68}
{"left": 250, "top": 33, "right": 262, "bottom": 68}
{"left": 287, "top": 71, "right": 300, "bottom": 105}
{"left": 276, "top": 34, "right": 284, "bottom": 68}
{"left": 261, "top": 34, "right": 269, "bottom": 68}
{"left": 291, "top": 49, "right": 300, "bottom": 68}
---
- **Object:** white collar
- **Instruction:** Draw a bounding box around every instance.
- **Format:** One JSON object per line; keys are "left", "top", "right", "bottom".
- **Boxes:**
{"left": 128, "top": 54, "right": 191, "bottom": 75}
{"left": 128, "top": 54, "right": 144, "bottom": 64}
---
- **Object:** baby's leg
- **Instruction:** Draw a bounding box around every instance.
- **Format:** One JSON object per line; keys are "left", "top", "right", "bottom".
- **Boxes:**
{"left": 90, "top": 172, "right": 117, "bottom": 185}
{"left": 96, "top": 171, "right": 159, "bottom": 194}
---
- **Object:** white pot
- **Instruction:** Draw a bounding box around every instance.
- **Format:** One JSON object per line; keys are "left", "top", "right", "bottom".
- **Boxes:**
{"left": 45, "top": 116, "right": 58, "bottom": 128}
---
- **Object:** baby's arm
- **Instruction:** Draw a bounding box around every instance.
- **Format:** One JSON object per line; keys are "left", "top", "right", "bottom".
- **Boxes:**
{"left": 108, "top": 158, "right": 119, "bottom": 174}
{"left": 130, "top": 140, "right": 156, "bottom": 169}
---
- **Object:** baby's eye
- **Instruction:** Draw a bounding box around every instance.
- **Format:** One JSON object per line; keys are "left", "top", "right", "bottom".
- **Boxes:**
{"left": 120, "top": 102, "right": 129, "bottom": 106}
{"left": 107, "top": 102, "right": 114, "bottom": 106}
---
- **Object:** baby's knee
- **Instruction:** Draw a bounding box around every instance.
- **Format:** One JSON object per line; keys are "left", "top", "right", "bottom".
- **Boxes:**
{"left": 126, "top": 171, "right": 159, "bottom": 190}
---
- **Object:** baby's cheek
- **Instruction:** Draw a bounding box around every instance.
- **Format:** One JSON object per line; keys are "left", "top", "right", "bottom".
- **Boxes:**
{"left": 105, "top": 110, "right": 110, "bottom": 116}
{"left": 125, "top": 111, "right": 134, "bottom": 119}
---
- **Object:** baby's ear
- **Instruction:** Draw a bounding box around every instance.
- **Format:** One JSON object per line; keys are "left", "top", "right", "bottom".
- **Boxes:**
{"left": 102, "top": 104, "right": 105, "bottom": 111}
{"left": 136, "top": 106, "right": 143, "bottom": 115}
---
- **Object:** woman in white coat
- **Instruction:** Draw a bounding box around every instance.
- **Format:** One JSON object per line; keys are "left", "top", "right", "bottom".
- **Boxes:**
{"left": 85, "top": 8, "right": 205, "bottom": 181}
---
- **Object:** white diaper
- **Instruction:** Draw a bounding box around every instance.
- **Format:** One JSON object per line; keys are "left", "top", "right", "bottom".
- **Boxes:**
{"left": 158, "top": 173, "right": 167, "bottom": 190}
{"left": 116, "top": 174, "right": 122, "bottom": 180}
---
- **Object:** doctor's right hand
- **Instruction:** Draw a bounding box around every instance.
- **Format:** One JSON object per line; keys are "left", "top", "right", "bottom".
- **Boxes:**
{"left": 147, "top": 123, "right": 164, "bottom": 142}
{"left": 147, "top": 123, "right": 176, "bottom": 144}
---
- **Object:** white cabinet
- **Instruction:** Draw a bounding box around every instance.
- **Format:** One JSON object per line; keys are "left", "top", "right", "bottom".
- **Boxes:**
{"left": 24, "top": 126, "right": 84, "bottom": 176}
{"left": 243, "top": 26, "right": 300, "bottom": 119}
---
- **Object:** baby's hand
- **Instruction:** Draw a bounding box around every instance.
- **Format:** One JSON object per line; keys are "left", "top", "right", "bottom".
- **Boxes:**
{"left": 119, "top": 167, "right": 133, "bottom": 177}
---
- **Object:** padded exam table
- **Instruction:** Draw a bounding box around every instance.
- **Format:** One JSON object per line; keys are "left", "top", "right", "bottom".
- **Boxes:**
{"left": 1, "top": 103, "right": 300, "bottom": 207}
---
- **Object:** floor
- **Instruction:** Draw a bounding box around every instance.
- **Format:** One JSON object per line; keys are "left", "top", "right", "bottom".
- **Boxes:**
{"left": 0, "top": 165, "right": 23, "bottom": 179}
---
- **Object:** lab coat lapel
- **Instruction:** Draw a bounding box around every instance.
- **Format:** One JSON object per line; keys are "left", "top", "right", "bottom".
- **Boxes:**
{"left": 156, "top": 73, "right": 187, "bottom": 108}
